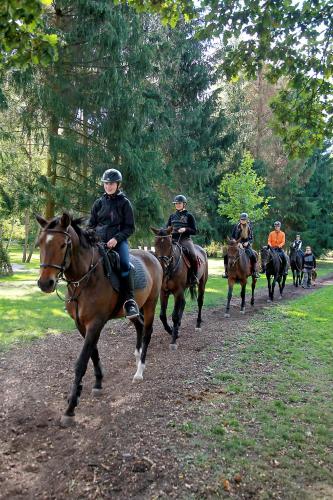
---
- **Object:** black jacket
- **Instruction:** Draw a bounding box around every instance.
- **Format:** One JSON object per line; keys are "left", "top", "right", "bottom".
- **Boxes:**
{"left": 231, "top": 222, "right": 253, "bottom": 244}
{"left": 166, "top": 210, "right": 197, "bottom": 239}
{"left": 88, "top": 191, "right": 135, "bottom": 243}
{"left": 302, "top": 253, "right": 316, "bottom": 270}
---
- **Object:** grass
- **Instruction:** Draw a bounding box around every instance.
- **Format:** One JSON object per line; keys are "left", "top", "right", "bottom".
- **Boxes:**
{"left": 1, "top": 243, "right": 333, "bottom": 351}
{"left": 178, "top": 285, "right": 333, "bottom": 498}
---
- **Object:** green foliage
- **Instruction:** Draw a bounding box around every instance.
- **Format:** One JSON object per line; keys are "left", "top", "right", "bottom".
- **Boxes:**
{"left": 0, "top": 0, "right": 58, "bottom": 69}
{"left": 218, "top": 152, "right": 272, "bottom": 223}
{"left": 0, "top": 241, "right": 12, "bottom": 276}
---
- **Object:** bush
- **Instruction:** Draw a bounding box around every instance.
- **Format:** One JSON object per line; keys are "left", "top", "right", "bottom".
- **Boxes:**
{"left": 0, "top": 241, "right": 13, "bottom": 276}
{"left": 205, "top": 241, "right": 223, "bottom": 258}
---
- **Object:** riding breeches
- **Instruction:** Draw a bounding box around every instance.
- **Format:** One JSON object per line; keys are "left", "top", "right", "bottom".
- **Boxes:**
{"left": 114, "top": 240, "right": 130, "bottom": 276}
{"left": 177, "top": 237, "right": 198, "bottom": 271}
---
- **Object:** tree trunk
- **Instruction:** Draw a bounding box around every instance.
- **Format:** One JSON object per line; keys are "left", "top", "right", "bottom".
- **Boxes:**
{"left": 22, "top": 209, "right": 30, "bottom": 262}
{"left": 5, "top": 219, "right": 15, "bottom": 251}
{"left": 27, "top": 232, "right": 39, "bottom": 263}
{"left": 45, "top": 116, "right": 59, "bottom": 219}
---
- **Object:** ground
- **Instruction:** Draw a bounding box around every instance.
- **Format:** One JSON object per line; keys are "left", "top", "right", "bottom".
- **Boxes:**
{"left": 0, "top": 278, "right": 332, "bottom": 499}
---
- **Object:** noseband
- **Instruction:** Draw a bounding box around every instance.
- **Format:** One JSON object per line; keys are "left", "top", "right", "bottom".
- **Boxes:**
{"left": 40, "top": 229, "right": 72, "bottom": 273}
{"left": 155, "top": 235, "right": 182, "bottom": 277}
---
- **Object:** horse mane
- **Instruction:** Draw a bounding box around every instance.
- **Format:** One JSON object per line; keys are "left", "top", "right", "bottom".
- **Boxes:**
{"left": 46, "top": 216, "right": 98, "bottom": 248}
{"left": 156, "top": 228, "right": 170, "bottom": 237}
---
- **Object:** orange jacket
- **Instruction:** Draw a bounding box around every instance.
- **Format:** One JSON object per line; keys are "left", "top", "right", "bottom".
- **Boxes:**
{"left": 268, "top": 230, "right": 285, "bottom": 248}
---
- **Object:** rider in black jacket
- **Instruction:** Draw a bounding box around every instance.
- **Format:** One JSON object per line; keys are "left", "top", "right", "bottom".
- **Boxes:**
{"left": 88, "top": 168, "right": 139, "bottom": 319}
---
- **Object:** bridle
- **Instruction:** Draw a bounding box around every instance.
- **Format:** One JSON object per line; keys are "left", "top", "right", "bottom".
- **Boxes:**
{"left": 155, "top": 234, "right": 182, "bottom": 278}
{"left": 40, "top": 229, "right": 72, "bottom": 273}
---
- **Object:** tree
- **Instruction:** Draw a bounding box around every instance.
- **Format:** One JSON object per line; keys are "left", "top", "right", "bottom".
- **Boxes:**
{"left": 218, "top": 152, "right": 272, "bottom": 224}
{"left": 0, "top": 0, "right": 58, "bottom": 69}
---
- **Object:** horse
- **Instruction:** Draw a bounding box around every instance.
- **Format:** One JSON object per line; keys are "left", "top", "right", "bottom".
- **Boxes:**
{"left": 151, "top": 227, "right": 208, "bottom": 349}
{"left": 289, "top": 244, "right": 303, "bottom": 287}
{"left": 36, "top": 213, "right": 162, "bottom": 426}
{"left": 260, "top": 246, "right": 288, "bottom": 301}
{"left": 224, "top": 238, "right": 257, "bottom": 317}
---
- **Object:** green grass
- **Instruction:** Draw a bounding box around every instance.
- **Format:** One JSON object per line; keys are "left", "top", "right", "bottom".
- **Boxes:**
{"left": 179, "top": 285, "right": 333, "bottom": 497}
{"left": 1, "top": 243, "right": 333, "bottom": 351}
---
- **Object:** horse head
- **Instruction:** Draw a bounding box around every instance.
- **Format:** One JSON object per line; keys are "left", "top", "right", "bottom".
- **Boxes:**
{"left": 151, "top": 227, "right": 173, "bottom": 271}
{"left": 260, "top": 245, "right": 270, "bottom": 273}
{"left": 36, "top": 213, "right": 74, "bottom": 293}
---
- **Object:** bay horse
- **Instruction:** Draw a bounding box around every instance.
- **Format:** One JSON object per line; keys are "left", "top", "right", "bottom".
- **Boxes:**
{"left": 289, "top": 244, "right": 303, "bottom": 287}
{"left": 224, "top": 238, "right": 257, "bottom": 317}
{"left": 260, "top": 246, "right": 288, "bottom": 301}
{"left": 36, "top": 213, "right": 162, "bottom": 426}
{"left": 151, "top": 227, "right": 208, "bottom": 349}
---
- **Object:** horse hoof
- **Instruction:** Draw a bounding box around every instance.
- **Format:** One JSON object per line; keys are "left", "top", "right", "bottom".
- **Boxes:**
{"left": 224, "top": 313, "right": 230, "bottom": 318}
{"left": 240, "top": 309, "right": 245, "bottom": 315}
{"left": 278, "top": 295, "right": 282, "bottom": 300}
{"left": 169, "top": 343, "right": 178, "bottom": 351}
{"left": 195, "top": 327, "right": 201, "bottom": 332}
{"left": 132, "top": 374, "right": 143, "bottom": 383}
{"left": 92, "top": 388, "right": 103, "bottom": 397}
{"left": 267, "top": 299, "right": 272, "bottom": 303}
{"left": 60, "top": 415, "right": 75, "bottom": 428}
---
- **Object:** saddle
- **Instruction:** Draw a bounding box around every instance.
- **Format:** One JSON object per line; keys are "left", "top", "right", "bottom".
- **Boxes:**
{"left": 97, "top": 244, "right": 147, "bottom": 291}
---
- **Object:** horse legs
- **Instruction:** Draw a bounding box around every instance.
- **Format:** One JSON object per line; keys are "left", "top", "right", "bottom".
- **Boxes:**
{"left": 251, "top": 276, "right": 257, "bottom": 306}
{"left": 133, "top": 314, "right": 144, "bottom": 367}
{"left": 159, "top": 290, "right": 172, "bottom": 335}
{"left": 240, "top": 283, "right": 246, "bottom": 313}
{"left": 77, "top": 324, "right": 104, "bottom": 395}
{"left": 225, "top": 281, "right": 233, "bottom": 317}
{"left": 170, "top": 292, "right": 185, "bottom": 349}
{"left": 292, "top": 268, "right": 296, "bottom": 286}
{"left": 266, "top": 274, "right": 273, "bottom": 302}
{"left": 195, "top": 278, "right": 205, "bottom": 330}
{"left": 62, "top": 321, "right": 104, "bottom": 425}
{"left": 279, "top": 274, "right": 287, "bottom": 297}
{"left": 133, "top": 304, "right": 155, "bottom": 382}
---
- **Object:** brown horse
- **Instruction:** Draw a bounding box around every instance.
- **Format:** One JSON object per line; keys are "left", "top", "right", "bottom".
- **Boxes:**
{"left": 36, "top": 213, "right": 162, "bottom": 426}
{"left": 225, "top": 238, "right": 257, "bottom": 317}
{"left": 151, "top": 227, "right": 208, "bottom": 349}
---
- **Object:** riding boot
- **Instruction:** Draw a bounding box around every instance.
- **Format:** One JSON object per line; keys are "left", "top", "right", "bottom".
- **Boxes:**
{"left": 189, "top": 259, "right": 199, "bottom": 285}
{"left": 122, "top": 268, "right": 140, "bottom": 319}
{"left": 251, "top": 257, "right": 260, "bottom": 278}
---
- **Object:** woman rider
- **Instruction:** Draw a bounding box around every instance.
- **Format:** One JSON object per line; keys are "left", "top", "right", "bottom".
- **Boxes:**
{"left": 223, "top": 212, "right": 260, "bottom": 278}
{"left": 166, "top": 195, "right": 198, "bottom": 284}
{"left": 88, "top": 168, "right": 139, "bottom": 319}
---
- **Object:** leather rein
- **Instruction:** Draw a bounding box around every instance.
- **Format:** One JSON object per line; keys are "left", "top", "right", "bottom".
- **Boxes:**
{"left": 155, "top": 235, "right": 183, "bottom": 279}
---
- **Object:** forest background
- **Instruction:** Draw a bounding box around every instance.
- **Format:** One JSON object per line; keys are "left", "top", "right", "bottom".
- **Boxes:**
{"left": 0, "top": 0, "right": 332, "bottom": 272}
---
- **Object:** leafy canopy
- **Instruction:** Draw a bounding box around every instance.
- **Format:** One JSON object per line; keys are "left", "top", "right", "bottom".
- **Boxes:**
{"left": 218, "top": 152, "right": 272, "bottom": 223}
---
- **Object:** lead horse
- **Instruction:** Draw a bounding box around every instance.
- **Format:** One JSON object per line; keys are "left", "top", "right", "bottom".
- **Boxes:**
{"left": 36, "top": 213, "right": 162, "bottom": 426}
{"left": 151, "top": 227, "right": 208, "bottom": 349}
{"left": 224, "top": 238, "right": 257, "bottom": 317}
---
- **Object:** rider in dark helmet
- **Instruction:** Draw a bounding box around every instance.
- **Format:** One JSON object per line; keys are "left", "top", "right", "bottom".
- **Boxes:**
{"left": 292, "top": 234, "right": 303, "bottom": 253}
{"left": 223, "top": 212, "right": 260, "bottom": 278}
{"left": 165, "top": 195, "right": 198, "bottom": 284}
{"left": 88, "top": 167, "right": 140, "bottom": 319}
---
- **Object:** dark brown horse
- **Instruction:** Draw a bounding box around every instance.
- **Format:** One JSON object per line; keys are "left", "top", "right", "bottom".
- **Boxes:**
{"left": 36, "top": 213, "right": 162, "bottom": 426}
{"left": 224, "top": 238, "right": 257, "bottom": 317}
{"left": 151, "top": 227, "right": 208, "bottom": 349}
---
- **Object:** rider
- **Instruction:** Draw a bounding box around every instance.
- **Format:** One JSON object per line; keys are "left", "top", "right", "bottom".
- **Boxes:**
{"left": 267, "top": 221, "right": 288, "bottom": 275}
{"left": 292, "top": 234, "right": 303, "bottom": 253}
{"left": 88, "top": 168, "right": 140, "bottom": 319}
{"left": 223, "top": 213, "right": 260, "bottom": 278}
{"left": 166, "top": 195, "right": 198, "bottom": 284}
{"left": 302, "top": 246, "right": 316, "bottom": 288}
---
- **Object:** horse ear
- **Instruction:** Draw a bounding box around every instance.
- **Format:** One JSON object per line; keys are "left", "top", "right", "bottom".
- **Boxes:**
{"left": 36, "top": 214, "right": 48, "bottom": 228}
{"left": 167, "top": 226, "right": 173, "bottom": 235}
{"left": 151, "top": 227, "right": 159, "bottom": 235}
{"left": 60, "top": 212, "right": 71, "bottom": 228}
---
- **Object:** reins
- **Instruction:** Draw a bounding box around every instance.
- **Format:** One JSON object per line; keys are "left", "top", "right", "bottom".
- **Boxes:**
{"left": 155, "top": 235, "right": 183, "bottom": 279}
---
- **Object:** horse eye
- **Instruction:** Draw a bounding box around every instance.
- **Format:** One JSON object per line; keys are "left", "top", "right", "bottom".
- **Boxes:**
{"left": 60, "top": 243, "right": 66, "bottom": 249}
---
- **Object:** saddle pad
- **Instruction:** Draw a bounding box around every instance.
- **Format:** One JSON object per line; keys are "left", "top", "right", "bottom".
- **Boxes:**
{"left": 99, "top": 247, "right": 148, "bottom": 291}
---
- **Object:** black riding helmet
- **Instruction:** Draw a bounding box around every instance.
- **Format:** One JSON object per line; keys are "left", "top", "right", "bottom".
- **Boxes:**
{"left": 101, "top": 168, "right": 122, "bottom": 183}
{"left": 173, "top": 194, "right": 187, "bottom": 204}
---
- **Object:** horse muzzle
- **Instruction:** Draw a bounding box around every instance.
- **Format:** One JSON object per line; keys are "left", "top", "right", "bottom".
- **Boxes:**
{"left": 37, "top": 277, "right": 56, "bottom": 293}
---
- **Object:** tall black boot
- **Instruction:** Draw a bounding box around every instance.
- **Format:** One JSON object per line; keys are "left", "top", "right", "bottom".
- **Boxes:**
{"left": 122, "top": 268, "right": 140, "bottom": 319}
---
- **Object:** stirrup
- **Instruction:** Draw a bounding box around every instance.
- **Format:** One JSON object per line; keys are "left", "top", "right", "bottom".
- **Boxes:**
{"left": 124, "top": 299, "right": 140, "bottom": 319}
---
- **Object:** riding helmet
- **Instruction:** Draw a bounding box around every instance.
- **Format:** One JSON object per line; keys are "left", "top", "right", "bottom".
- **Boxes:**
{"left": 240, "top": 212, "right": 249, "bottom": 220}
{"left": 101, "top": 168, "right": 122, "bottom": 183}
{"left": 173, "top": 194, "right": 187, "bottom": 204}
{"left": 274, "top": 220, "right": 281, "bottom": 226}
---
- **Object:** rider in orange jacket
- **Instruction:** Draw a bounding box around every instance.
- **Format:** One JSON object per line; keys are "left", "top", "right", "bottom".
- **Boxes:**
{"left": 267, "top": 221, "right": 288, "bottom": 275}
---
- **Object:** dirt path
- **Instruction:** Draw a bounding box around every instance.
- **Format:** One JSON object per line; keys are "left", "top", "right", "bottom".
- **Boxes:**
{"left": 0, "top": 277, "right": 332, "bottom": 500}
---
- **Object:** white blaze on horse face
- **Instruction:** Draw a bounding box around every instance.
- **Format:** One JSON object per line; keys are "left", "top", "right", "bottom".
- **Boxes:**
{"left": 46, "top": 234, "right": 54, "bottom": 244}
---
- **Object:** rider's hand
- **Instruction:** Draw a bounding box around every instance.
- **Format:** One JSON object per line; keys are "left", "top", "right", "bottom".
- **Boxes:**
{"left": 107, "top": 238, "right": 118, "bottom": 249}
{"left": 243, "top": 242, "right": 249, "bottom": 247}
{"left": 178, "top": 228, "right": 186, "bottom": 233}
